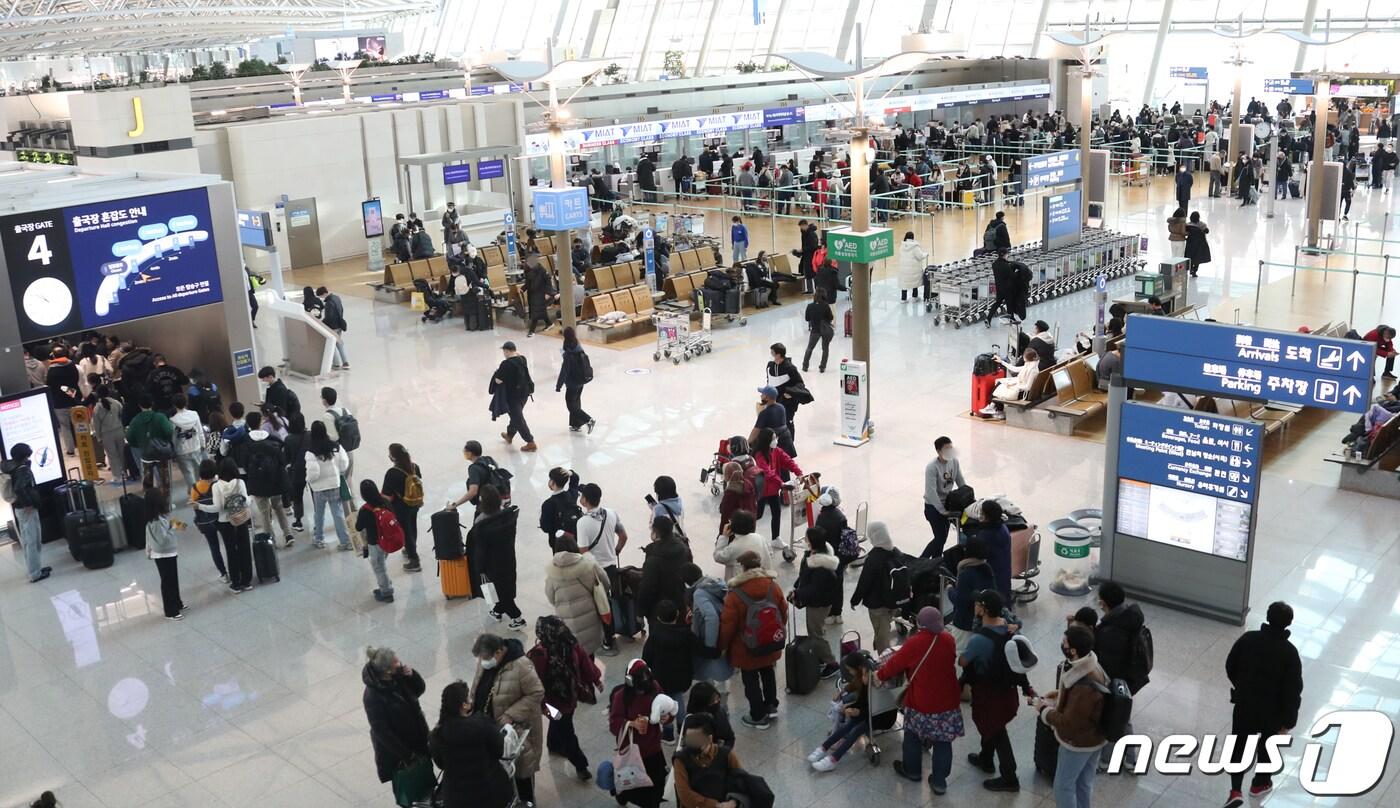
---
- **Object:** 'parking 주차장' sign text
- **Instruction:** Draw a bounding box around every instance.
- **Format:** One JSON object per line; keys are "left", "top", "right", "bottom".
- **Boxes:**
{"left": 1122, "top": 316, "right": 1375, "bottom": 412}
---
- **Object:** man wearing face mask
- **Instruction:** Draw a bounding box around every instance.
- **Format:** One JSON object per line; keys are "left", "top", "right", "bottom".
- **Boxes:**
{"left": 471, "top": 633, "right": 544, "bottom": 807}
{"left": 673, "top": 713, "right": 744, "bottom": 808}
{"left": 922, "top": 436, "right": 967, "bottom": 558}
{"left": 1036, "top": 625, "right": 1108, "bottom": 808}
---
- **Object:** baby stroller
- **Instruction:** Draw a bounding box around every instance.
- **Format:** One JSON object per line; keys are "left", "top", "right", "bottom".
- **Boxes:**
{"left": 700, "top": 438, "right": 735, "bottom": 495}
{"left": 413, "top": 278, "right": 451, "bottom": 323}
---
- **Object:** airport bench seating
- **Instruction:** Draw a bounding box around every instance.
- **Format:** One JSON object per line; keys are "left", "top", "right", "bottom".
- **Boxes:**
{"left": 580, "top": 284, "right": 656, "bottom": 342}
{"left": 1043, "top": 360, "right": 1108, "bottom": 425}
{"left": 1325, "top": 412, "right": 1400, "bottom": 499}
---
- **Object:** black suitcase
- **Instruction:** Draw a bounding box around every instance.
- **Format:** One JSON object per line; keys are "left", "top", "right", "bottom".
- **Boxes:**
{"left": 79, "top": 536, "right": 115, "bottom": 570}
{"left": 65, "top": 509, "right": 104, "bottom": 560}
{"left": 1035, "top": 715, "right": 1059, "bottom": 781}
{"left": 119, "top": 479, "right": 146, "bottom": 551}
{"left": 785, "top": 635, "right": 825, "bottom": 695}
{"left": 430, "top": 509, "right": 465, "bottom": 559}
{"left": 253, "top": 533, "right": 280, "bottom": 583}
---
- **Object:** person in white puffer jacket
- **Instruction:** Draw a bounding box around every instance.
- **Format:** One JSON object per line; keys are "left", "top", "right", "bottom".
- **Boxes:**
{"left": 896, "top": 232, "right": 929, "bottom": 302}
{"left": 304, "top": 420, "right": 351, "bottom": 550}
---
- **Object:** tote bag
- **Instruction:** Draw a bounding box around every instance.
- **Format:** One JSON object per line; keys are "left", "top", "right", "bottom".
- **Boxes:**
{"left": 391, "top": 755, "right": 436, "bottom": 807}
{"left": 612, "top": 727, "right": 654, "bottom": 792}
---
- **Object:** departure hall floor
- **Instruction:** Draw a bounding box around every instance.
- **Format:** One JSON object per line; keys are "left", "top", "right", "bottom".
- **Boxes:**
{"left": 3, "top": 177, "right": 1399, "bottom": 808}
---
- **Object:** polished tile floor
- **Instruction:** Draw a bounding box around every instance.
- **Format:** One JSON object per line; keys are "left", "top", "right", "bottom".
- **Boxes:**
{"left": 2, "top": 177, "right": 1399, "bottom": 808}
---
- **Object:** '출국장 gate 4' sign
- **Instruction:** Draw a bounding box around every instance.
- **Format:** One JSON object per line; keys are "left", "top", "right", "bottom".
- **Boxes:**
{"left": 825, "top": 227, "right": 894, "bottom": 263}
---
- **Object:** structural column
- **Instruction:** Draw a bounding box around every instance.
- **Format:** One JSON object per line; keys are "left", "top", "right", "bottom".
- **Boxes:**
{"left": 1293, "top": 0, "right": 1320, "bottom": 72}
{"left": 1306, "top": 82, "right": 1330, "bottom": 249}
{"left": 550, "top": 124, "right": 577, "bottom": 330}
{"left": 1028, "top": 0, "right": 1052, "bottom": 58}
{"left": 1229, "top": 56, "right": 1244, "bottom": 194}
{"left": 850, "top": 130, "right": 871, "bottom": 365}
{"left": 1139, "top": 0, "right": 1175, "bottom": 107}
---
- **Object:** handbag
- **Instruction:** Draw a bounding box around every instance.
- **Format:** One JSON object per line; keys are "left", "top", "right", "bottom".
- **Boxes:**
{"left": 785, "top": 382, "right": 814, "bottom": 405}
{"left": 390, "top": 755, "right": 436, "bottom": 807}
{"left": 895, "top": 633, "right": 938, "bottom": 710}
{"left": 146, "top": 435, "right": 175, "bottom": 461}
{"left": 611, "top": 727, "right": 654, "bottom": 792}
{"left": 480, "top": 577, "right": 499, "bottom": 605}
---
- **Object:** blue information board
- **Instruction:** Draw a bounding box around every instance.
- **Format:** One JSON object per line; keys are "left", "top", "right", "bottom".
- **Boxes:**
{"left": 1116, "top": 402, "right": 1259, "bottom": 562}
{"left": 1263, "top": 78, "right": 1316, "bottom": 95}
{"left": 443, "top": 163, "right": 472, "bottom": 185}
{"left": 533, "top": 187, "right": 591, "bottom": 230}
{"left": 1123, "top": 316, "right": 1375, "bottom": 412}
{"left": 1023, "top": 148, "right": 1082, "bottom": 191}
{"left": 762, "top": 106, "right": 805, "bottom": 127}
{"left": 643, "top": 227, "right": 655, "bottom": 280}
{"left": 1043, "top": 188, "right": 1082, "bottom": 249}
{"left": 1169, "top": 66, "right": 1209, "bottom": 81}
{"left": 504, "top": 211, "right": 517, "bottom": 264}
{"left": 233, "top": 348, "right": 256, "bottom": 378}
{"left": 477, "top": 159, "right": 505, "bottom": 180}
{"left": 418, "top": 89, "right": 448, "bottom": 101}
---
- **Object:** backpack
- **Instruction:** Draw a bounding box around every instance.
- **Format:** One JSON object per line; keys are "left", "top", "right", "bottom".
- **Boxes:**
{"left": 195, "top": 381, "right": 222, "bottom": 415}
{"left": 246, "top": 443, "right": 286, "bottom": 494}
{"left": 400, "top": 469, "right": 425, "bottom": 508}
{"left": 282, "top": 388, "right": 301, "bottom": 416}
{"left": 973, "top": 353, "right": 999, "bottom": 376}
{"left": 1126, "top": 625, "right": 1154, "bottom": 686}
{"left": 971, "top": 627, "right": 1022, "bottom": 687}
{"left": 836, "top": 526, "right": 860, "bottom": 560}
{"left": 579, "top": 352, "right": 595, "bottom": 384}
{"left": 0, "top": 472, "right": 16, "bottom": 504}
{"left": 373, "top": 507, "right": 405, "bottom": 553}
{"left": 735, "top": 586, "right": 786, "bottom": 656}
{"left": 328, "top": 408, "right": 361, "bottom": 451}
{"left": 473, "top": 457, "right": 513, "bottom": 501}
{"left": 1090, "top": 678, "right": 1134, "bottom": 739}
{"left": 223, "top": 491, "right": 251, "bottom": 526}
{"left": 888, "top": 557, "right": 912, "bottom": 608}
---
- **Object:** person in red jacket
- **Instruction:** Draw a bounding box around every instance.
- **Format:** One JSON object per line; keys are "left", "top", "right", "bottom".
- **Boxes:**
{"left": 879, "top": 606, "right": 965, "bottom": 794}
{"left": 718, "top": 551, "right": 789, "bottom": 730}
{"left": 608, "top": 659, "right": 670, "bottom": 808}
{"left": 751, "top": 427, "right": 802, "bottom": 548}
{"left": 1364, "top": 325, "right": 1397, "bottom": 378}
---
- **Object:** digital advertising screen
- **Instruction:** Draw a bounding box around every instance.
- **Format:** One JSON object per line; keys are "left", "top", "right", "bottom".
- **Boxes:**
{"left": 0, "top": 388, "right": 64, "bottom": 486}
{"left": 358, "top": 36, "right": 387, "bottom": 62}
{"left": 2, "top": 187, "right": 224, "bottom": 343}
{"left": 361, "top": 199, "right": 384, "bottom": 239}
{"left": 313, "top": 36, "right": 359, "bottom": 61}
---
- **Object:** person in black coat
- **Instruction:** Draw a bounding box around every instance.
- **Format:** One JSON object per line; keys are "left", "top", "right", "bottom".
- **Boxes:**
{"left": 850, "top": 522, "right": 901, "bottom": 652}
{"left": 635, "top": 516, "right": 693, "bottom": 623}
{"left": 490, "top": 342, "right": 535, "bottom": 450}
{"left": 539, "top": 467, "right": 580, "bottom": 549}
{"left": 1184, "top": 212, "right": 1211, "bottom": 277}
{"left": 813, "top": 490, "right": 851, "bottom": 617}
{"left": 636, "top": 156, "right": 658, "bottom": 202}
{"left": 642, "top": 599, "right": 697, "bottom": 741}
{"left": 430, "top": 680, "right": 515, "bottom": 808}
{"left": 1223, "top": 601, "right": 1303, "bottom": 803}
{"left": 555, "top": 327, "right": 595, "bottom": 433}
{"left": 522, "top": 260, "right": 553, "bottom": 336}
{"left": 792, "top": 527, "right": 841, "bottom": 677}
{"left": 795, "top": 221, "right": 819, "bottom": 293}
{"left": 362, "top": 647, "right": 430, "bottom": 789}
{"left": 467, "top": 485, "right": 524, "bottom": 627}
{"left": 765, "top": 343, "right": 806, "bottom": 430}
{"left": 814, "top": 260, "right": 845, "bottom": 310}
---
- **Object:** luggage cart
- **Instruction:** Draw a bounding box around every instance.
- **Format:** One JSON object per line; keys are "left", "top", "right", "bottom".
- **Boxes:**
{"left": 832, "top": 632, "right": 903, "bottom": 766}
{"left": 781, "top": 472, "right": 822, "bottom": 562}
{"left": 652, "top": 312, "right": 689, "bottom": 364}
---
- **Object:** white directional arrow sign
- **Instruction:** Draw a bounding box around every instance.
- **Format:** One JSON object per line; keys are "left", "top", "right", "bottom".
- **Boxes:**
{"left": 1347, "top": 350, "right": 1369, "bottom": 371}
{"left": 1343, "top": 385, "right": 1363, "bottom": 405}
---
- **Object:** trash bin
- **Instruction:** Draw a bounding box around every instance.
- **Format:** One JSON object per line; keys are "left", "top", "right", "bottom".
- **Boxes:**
{"left": 1048, "top": 518, "right": 1093, "bottom": 596}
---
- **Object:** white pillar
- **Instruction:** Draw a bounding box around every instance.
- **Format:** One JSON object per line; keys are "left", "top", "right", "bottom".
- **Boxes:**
{"left": 694, "top": 0, "right": 725, "bottom": 75}
{"left": 762, "top": 0, "right": 792, "bottom": 70}
{"left": 1293, "top": 0, "right": 1320, "bottom": 72}
{"left": 633, "top": 0, "right": 666, "bottom": 80}
{"left": 1140, "top": 0, "right": 1175, "bottom": 107}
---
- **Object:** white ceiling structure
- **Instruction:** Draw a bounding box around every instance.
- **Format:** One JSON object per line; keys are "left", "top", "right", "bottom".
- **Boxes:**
{"left": 0, "top": 0, "right": 436, "bottom": 58}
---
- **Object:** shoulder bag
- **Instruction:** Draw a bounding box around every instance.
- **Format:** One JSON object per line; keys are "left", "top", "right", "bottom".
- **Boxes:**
{"left": 894, "top": 632, "right": 938, "bottom": 710}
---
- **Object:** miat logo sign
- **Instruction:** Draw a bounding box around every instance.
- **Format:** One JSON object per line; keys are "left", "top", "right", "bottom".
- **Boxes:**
{"left": 1105, "top": 710, "right": 1395, "bottom": 796}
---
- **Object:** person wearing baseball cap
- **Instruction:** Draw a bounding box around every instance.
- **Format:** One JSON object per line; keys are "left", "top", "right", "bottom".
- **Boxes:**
{"left": 490, "top": 341, "right": 537, "bottom": 452}
{"left": 749, "top": 385, "right": 786, "bottom": 447}
{"left": 959, "top": 589, "right": 1038, "bottom": 793}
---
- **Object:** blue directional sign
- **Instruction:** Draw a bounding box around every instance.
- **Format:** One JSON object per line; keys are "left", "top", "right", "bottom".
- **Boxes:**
{"left": 762, "top": 106, "right": 805, "bottom": 127}
{"left": 1263, "top": 77, "right": 1316, "bottom": 95}
{"left": 1023, "top": 148, "right": 1082, "bottom": 191}
{"left": 442, "top": 163, "right": 472, "bottom": 185}
{"left": 1116, "top": 402, "right": 1259, "bottom": 562}
{"left": 1169, "top": 66, "right": 1209, "bottom": 81}
{"left": 477, "top": 159, "right": 505, "bottom": 180}
{"left": 1123, "top": 316, "right": 1374, "bottom": 412}
{"left": 532, "top": 186, "right": 590, "bottom": 230}
{"left": 503, "top": 211, "right": 517, "bottom": 266}
{"left": 643, "top": 227, "right": 656, "bottom": 280}
{"left": 1043, "top": 188, "right": 1082, "bottom": 250}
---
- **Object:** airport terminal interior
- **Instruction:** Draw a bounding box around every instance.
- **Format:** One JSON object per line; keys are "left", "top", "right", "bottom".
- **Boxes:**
{"left": 2, "top": 1, "right": 1400, "bottom": 807}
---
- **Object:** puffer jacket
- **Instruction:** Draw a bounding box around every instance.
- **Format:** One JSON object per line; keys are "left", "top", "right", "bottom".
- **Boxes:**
{"left": 713, "top": 531, "right": 771, "bottom": 582}
{"left": 471, "top": 638, "right": 544, "bottom": 777}
{"left": 718, "top": 568, "right": 788, "bottom": 671}
{"left": 636, "top": 536, "right": 693, "bottom": 621}
{"left": 689, "top": 576, "right": 733, "bottom": 682}
{"left": 793, "top": 551, "right": 840, "bottom": 610}
{"left": 897, "top": 238, "right": 929, "bottom": 290}
{"left": 1095, "top": 603, "right": 1150, "bottom": 693}
{"left": 304, "top": 446, "right": 349, "bottom": 493}
{"left": 362, "top": 664, "right": 430, "bottom": 783}
{"left": 1041, "top": 653, "right": 1108, "bottom": 751}
{"left": 544, "top": 551, "right": 611, "bottom": 654}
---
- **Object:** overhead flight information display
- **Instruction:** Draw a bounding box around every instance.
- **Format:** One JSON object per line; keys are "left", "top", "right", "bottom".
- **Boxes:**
{"left": 3, "top": 188, "right": 224, "bottom": 342}
{"left": 1115, "top": 402, "right": 1260, "bottom": 562}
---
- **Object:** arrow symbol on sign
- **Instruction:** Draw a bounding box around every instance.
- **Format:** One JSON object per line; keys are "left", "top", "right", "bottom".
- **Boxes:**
{"left": 1343, "top": 385, "right": 1362, "bottom": 405}
{"left": 1243, "top": 459, "right": 1253, "bottom": 469}
{"left": 1347, "top": 350, "right": 1368, "bottom": 371}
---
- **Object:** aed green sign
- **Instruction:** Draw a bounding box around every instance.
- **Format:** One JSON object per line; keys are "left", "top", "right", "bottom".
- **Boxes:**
{"left": 825, "top": 227, "right": 894, "bottom": 263}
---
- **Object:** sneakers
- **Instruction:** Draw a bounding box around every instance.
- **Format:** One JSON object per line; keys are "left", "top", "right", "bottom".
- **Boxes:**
{"left": 1223, "top": 791, "right": 1244, "bottom": 808}
{"left": 768, "top": 540, "right": 785, "bottom": 552}
{"left": 337, "top": 543, "right": 353, "bottom": 551}
{"left": 403, "top": 559, "right": 422, "bottom": 572}
{"left": 740, "top": 715, "right": 770, "bottom": 730}
{"left": 811, "top": 755, "right": 837, "bottom": 772}
{"left": 292, "top": 520, "right": 304, "bottom": 532}
{"left": 576, "top": 766, "right": 592, "bottom": 782}
{"left": 373, "top": 589, "right": 395, "bottom": 603}
{"left": 500, "top": 432, "right": 513, "bottom": 445}
{"left": 29, "top": 569, "right": 52, "bottom": 583}
{"left": 819, "top": 664, "right": 841, "bottom": 680}
{"left": 219, "top": 574, "right": 230, "bottom": 584}
{"left": 928, "top": 777, "right": 947, "bottom": 795}
{"left": 977, "top": 403, "right": 999, "bottom": 416}
{"left": 312, "top": 541, "right": 326, "bottom": 549}
{"left": 806, "top": 747, "right": 828, "bottom": 763}
{"left": 891, "top": 760, "right": 920, "bottom": 782}
{"left": 766, "top": 705, "right": 779, "bottom": 719}
{"left": 1248, "top": 782, "right": 1273, "bottom": 798}
{"left": 597, "top": 643, "right": 619, "bottom": 657}
{"left": 521, "top": 442, "right": 538, "bottom": 452}
{"left": 982, "top": 777, "right": 1019, "bottom": 792}
{"left": 285, "top": 536, "right": 295, "bottom": 548}
{"left": 967, "top": 753, "right": 995, "bottom": 774}
{"left": 586, "top": 419, "right": 596, "bottom": 434}
{"left": 569, "top": 426, "right": 582, "bottom": 433}
{"left": 488, "top": 609, "right": 504, "bottom": 622}
{"left": 166, "top": 613, "right": 184, "bottom": 621}
{"left": 508, "top": 617, "right": 528, "bottom": 630}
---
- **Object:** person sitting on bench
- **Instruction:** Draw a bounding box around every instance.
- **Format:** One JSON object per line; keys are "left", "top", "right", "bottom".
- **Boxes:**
{"left": 745, "top": 259, "right": 781, "bottom": 306}
{"left": 977, "top": 348, "right": 1042, "bottom": 419}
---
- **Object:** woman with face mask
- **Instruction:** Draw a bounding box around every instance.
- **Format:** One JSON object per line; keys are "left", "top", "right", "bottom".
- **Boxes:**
{"left": 608, "top": 659, "right": 671, "bottom": 808}
{"left": 922, "top": 436, "right": 967, "bottom": 558}
{"left": 470, "top": 633, "right": 544, "bottom": 806}
{"left": 673, "top": 712, "right": 745, "bottom": 808}
{"left": 429, "top": 680, "right": 514, "bottom": 808}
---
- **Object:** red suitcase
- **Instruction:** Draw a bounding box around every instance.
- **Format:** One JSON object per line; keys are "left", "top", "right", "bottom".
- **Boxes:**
{"left": 971, "top": 368, "right": 1005, "bottom": 415}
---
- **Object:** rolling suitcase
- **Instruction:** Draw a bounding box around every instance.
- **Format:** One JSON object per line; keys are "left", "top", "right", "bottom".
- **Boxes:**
{"left": 430, "top": 509, "right": 465, "bottom": 559}
{"left": 1288, "top": 179, "right": 1301, "bottom": 198}
{"left": 252, "top": 533, "right": 280, "bottom": 583}
{"left": 103, "top": 511, "right": 127, "bottom": 551}
{"left": 118, "top": 478, "right": 146, "bottom": 551}
{"left": 1034, "top": 711, "right": 1059, "bottom": 781}
{"left": 439, "top": 557, "right": 473, "bottom": 599}
{"left": 75, "top": 517, "right": 114, "bottom": 569}
{"left": 783, "top": 606, "right": 824, "bottom": 695}
{"left": 971, "top": 353, "right": 1005, "bottom": 416}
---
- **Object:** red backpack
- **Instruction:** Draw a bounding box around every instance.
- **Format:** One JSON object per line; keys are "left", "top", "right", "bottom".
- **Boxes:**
{"left": 372, "top": 507, "right": 405, "bottom": 553}
{"left": 736, "top": 585, "right": 786, "bottom": 656}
